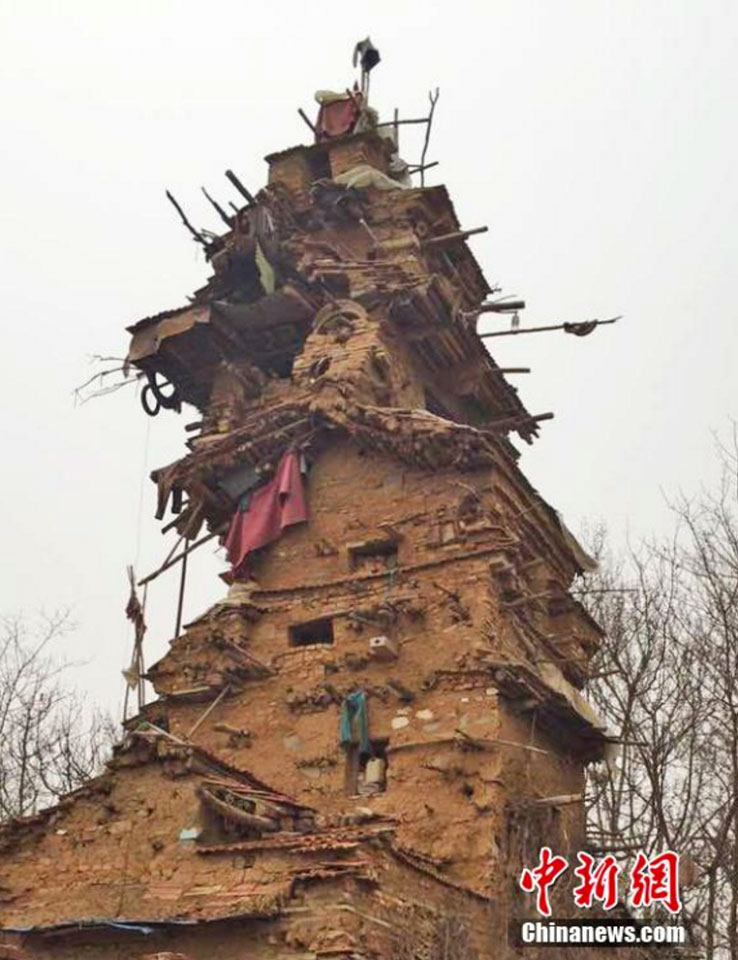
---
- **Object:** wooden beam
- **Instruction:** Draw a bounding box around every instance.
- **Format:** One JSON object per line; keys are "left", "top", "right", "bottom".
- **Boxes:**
{"left": 408, "top": 161, "right": 439, "bottom": 174}
{"left": 476, "top": 299, "right": 526, "bottom": 314}
{"left": 297, "top": 107, "right": 317, "bottom": 136}
{"left": 138, "top": 528, "right": 221, "bottom": 587}
{"left": 174, "top": 540, "right": 189, "bottom": 638}
{"left": 423, "top": 226, "right": 488, "bottom": 248}
{"left": 187, "top": 684, "right": 231, "bottom": 739}
{"left": 201, "top": 187, "right": 233, "bottom": 229}
{"left": 419, "top": 87, "right": 440, "bottom": 187}
{"left": 486, "top": 412, "right": 554, "bottom": 432}
{"left": 224, "top": 169, "right": 255, "bottom": 205}
{"left": 165, "top": 190, "right": 207, "bottom": 246}
{"left": 529, "top": 793, "right": 583, "bottom": 806}
{"left": 376, "top": 117, "right": 430, "bottom": 127}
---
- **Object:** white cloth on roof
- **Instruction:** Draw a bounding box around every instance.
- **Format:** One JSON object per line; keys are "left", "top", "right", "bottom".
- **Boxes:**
{"left": 334, "top": 163, "right": 406, "bottom": 191}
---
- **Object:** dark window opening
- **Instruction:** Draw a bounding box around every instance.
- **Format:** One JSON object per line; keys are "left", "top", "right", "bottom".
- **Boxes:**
{"left": 461, "top": 394, "right": 490, "bottom": 425}
{"left": 349, "top": 539, "right": 398, "bottom": 573}
{"left": 289, "top": 617, "right": 335, "bottom": 646}
{"left": 262, "top": 351, "right": 296, "bottom": 378}
{"left": 307, "top": 149, "right": 332, "bottom": 182}
{"left": 345, "top": 738, "right": 388, "bottom": 796}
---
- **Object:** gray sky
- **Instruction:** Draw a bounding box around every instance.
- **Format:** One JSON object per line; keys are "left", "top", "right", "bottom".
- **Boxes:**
{"left": 1, "top": 0, "right": 736, "bottom": 714}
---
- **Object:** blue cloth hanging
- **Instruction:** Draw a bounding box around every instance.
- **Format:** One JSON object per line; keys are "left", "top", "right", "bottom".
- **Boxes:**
{"left": 339, "top": 690, "right": 371, "bottom": 754}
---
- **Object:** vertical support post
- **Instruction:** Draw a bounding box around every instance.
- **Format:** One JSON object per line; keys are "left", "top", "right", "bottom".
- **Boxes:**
{"left": 174, "top": 542, "right": 189, "bottom": 639}
{"left": 137, "top": 583, "right": 148, "bottom": 711}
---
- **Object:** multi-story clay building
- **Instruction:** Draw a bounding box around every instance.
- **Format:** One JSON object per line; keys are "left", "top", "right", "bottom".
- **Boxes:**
{"left": 0, "top": 56, "right": 616, "bottom": 960}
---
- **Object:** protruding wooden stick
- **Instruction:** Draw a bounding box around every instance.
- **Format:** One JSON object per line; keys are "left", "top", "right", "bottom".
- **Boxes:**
{"left": 530, "top": 794, "right": 583, "bottom": 806}
{"left": 477, "top": 299, "right": 526, "bottom": 314}
{"left": 494, "top": 367, "right": 531, "bottom": 374}
{"left": 376, "top": 117, "right": 431, "bottom": 127}
{"left": 420, "top": 87, "right": 440, "bottom": 187}
{"left": 174, "top": 540, "right": 189, "bottom": 639}
{"left": 224, "top": 169, "right": 256, "bottom": 205}
{"left": 201, "top": 187, "right": 233, "bottom": 228}
{"left": 297, "top": 107, "right": 317, "bottom": 135}
{"left": 408, "top": 161, "right": 439, "bottom": 174}
{"left": 165, "top": 190, "right": 207, "bottom": 246}
{"left": 344, "top": 87, "right": 361, "bottom": 108}
{"left": 487, "top": 412, "right": 554, "bottom": 432}
{"left": 139, "top": 528, "right": 221, "bottom": 587}
{"left": 480, "top": 316, "right": 621, "bottom": 339}
{"left": 187, "top": 684, "right": 231, "bottom": 739}
{"left": 423, "top": 226, "right": 488, "bottom": 248}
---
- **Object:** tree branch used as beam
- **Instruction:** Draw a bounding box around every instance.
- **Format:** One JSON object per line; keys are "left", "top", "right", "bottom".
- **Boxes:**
{"left": 165, "top": 190, "right": 207, "bottom": 246}
{"left": 201, "top": 187, "right": 234, "bottom": 229}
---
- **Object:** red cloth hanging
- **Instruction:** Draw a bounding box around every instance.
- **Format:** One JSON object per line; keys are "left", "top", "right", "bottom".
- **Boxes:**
{"left": 224, "top": 451, "right": 308, "bottom": 573}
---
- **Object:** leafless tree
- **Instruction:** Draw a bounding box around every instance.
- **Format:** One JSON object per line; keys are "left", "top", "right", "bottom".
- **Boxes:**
{"left": 579, "top": 437, "right": 738, "bottom": 958}
{"left": 0, "top": 611, "right": 114, "bottom": 820}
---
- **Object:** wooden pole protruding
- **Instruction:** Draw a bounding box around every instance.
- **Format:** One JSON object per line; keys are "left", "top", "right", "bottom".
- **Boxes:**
{"left": 297, "top": 108, "right": 317, "bottom": 136}
{"left": 138, "top": 528, "right": 221, "bottom": 587}
{"left": 174, "top": 540, "right": 189, "bottom": 639}
{"left": 423, "top": 226, "right": 488, "bottom": 248}
{"left": 477, "top": 299, "right": 526, "bottom": 314}
{"left": 201, "top": 187, "right": 234, "bottom": 228}
{"left": 224, "top": 169, "right": 256, "bottom": 206}
{"left": 165, "top": 190, "right": 207, "bottom": 246}
{"left": 486, "top": 412, "right": 554, "bottom": 432}
{"left": 479, "top": 316, "right": 620, "bottom": 339}
{"left": 408, "top": 161, "right": 440, "bottom": 174}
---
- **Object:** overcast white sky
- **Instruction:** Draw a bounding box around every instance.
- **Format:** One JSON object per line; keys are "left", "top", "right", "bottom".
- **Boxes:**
{"left": 1, "top": 0, "right": 736, "bottom": 715}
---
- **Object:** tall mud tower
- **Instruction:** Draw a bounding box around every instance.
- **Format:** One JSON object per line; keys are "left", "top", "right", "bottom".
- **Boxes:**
{"left": 0, "top": 54, "right": 613, "bottom": 960}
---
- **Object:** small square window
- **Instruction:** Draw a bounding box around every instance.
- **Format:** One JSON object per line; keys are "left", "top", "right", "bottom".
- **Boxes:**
{"left": 289, "top": 617, "right": 335, "bottom": 646}
{"left": 348, "top": 539, "right": 399, "bottom": 573}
